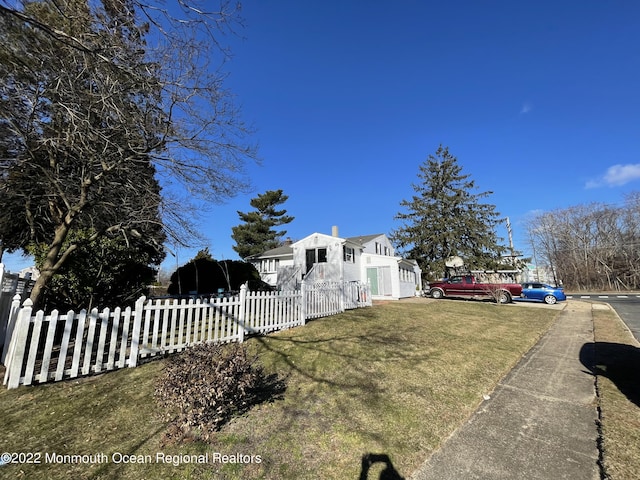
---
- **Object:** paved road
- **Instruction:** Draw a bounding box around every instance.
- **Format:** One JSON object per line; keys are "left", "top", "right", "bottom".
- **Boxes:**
{"left": 566, "top": 293, "right": 640, "bottom": 300}
{"left": 565, "top": 294, "right": 640, "bottom": 343}
{"left": 596, "top": 297, "right": 640, "bottom": 343}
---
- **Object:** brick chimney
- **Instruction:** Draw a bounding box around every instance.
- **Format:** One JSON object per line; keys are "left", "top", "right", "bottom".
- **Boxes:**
{"left": 332, "top": 225, "right": 339, "bottom": 237}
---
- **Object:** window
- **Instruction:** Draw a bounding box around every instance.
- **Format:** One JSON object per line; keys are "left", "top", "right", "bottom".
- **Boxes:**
{"left": 259, "top": 259, "right": 279, "bottom": 272}
{"left": 400, "top": 269, "right": 416, "bottom": 283}
{"left": 343, "top": 246, "right": 355, "bottom": 263}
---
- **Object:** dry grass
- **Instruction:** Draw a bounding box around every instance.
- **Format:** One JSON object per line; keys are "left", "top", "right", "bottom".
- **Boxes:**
{"left": 592, "top": 306, "right": 640, "bottom": 480}
{"left": 0, "top": 300, "right": 558, "bottom": 479}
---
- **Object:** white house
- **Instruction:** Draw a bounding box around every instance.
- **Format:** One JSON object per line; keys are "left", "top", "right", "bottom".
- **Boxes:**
{"left": 248, "top": 227, "right": 422, "bottom": 300}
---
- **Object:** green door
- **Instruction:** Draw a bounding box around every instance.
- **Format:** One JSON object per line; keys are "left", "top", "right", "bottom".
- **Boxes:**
{"left": 367, "top": 268, "right": 379, "bottom": 295}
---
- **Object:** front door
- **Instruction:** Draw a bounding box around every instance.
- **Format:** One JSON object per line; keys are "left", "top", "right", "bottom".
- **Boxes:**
{"left": 306, "top": 249, "right": 316, "bottom": 274}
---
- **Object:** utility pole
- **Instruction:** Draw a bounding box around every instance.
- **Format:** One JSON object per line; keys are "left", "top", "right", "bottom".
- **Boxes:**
{"left": 506, "top": 217, "right": 515, "bottom": 261}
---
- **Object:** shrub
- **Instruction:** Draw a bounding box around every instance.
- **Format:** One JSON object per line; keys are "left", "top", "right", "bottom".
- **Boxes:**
{"left": 155, "top": 342, "right": 285, "bottom": 441}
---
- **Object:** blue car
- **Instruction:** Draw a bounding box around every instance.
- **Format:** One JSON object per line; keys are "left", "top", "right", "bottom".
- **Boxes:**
{"left": 518, "top": 282, "right": 566, "bottom": 304}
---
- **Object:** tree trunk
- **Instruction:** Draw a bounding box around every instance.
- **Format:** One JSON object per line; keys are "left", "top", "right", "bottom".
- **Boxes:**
{"left": 29, "top": 222, "right": 73, "bottom": 310}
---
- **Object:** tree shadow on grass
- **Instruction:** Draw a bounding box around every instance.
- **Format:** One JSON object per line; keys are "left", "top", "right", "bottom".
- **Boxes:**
{"left": 580, "top": 342, "right": 640, "bottom": 408}
{"left": 247, "top": 311, "right": 431, "bottom": 392}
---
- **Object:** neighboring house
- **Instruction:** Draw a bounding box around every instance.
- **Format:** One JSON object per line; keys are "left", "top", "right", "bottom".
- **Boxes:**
{"left": 248, "top": 227, "right": 422, "bottom": 300}
{"left": 19, "top": 266, "right": 40, "bottom": 281}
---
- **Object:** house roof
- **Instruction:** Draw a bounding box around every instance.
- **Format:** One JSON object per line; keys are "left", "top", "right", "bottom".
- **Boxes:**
{"left": 346, "top": 233, "right": 385, "bottom": 246}
{"left": 247, "top": 245, "right": 293, "bottom": 260}
{"left": 249, "top": 232, "right": 390, "bottom": 259}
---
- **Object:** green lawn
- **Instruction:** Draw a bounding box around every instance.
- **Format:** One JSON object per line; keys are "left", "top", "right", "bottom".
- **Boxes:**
{"left": 0, "top": 300, "right": 558, "bottom": 479}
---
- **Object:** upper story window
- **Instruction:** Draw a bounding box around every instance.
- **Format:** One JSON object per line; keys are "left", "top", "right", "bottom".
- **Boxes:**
{"left": 343, "top": 246, "right": 355, "bottom": 263}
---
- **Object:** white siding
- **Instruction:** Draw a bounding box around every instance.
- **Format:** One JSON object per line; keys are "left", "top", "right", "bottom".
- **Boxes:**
{"left": 251, "top": 232, "right": 421, "bottom": 299}
{"left": 342, "top": 244, "right": 361, "bottom": 282}
{"left": 293, "top": 233, "right": 344, "bottom": 282}
{"left": 361, "top": 234, "right": 396, "bottom": 256}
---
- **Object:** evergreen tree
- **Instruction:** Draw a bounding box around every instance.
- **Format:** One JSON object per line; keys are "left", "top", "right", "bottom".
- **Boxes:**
{"left": 192, "top": 247, "right": 214, "bottom": 262}
{"left": 232, "top": 190, "right": 294, "bottom": 259}
{"left": 29, "top": 229, "right": 163, "bottom": 312}
{"left": 391, "top": 145, "right": 505, "bottom": 280}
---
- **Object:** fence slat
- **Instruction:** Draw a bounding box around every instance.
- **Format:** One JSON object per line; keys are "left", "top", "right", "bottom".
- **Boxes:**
{"left": 127, "top": 296, "right": 145, "bottom": 368}
{"left": 82, "top": 309, "right": 99, "bottom": 376}
{"left": 94, "top": 308, "right": 110, "bottom": 373}
{"left": 192, "top": 301, "right": 201, "bottom": 343}
{"left": 55, "top": 311, "right": 75, "bottom": 381}
{"left": 2, "top": 294, "right": 22, "bottom": 365}
{"left": 141, "top": 304, "right": 152, "bottom": 357}
{"left": 157, "top": 300, "right": 170, "bottom": 350}
{"left": 151, "top": 303, "right": 161, "bottom": 351}
{"left": 117, "top": 307, "right": 132, "bottom": 369}
{"left": 38, "top": 310, "right": 59, "bottom": 382}
{"left": 5, "top": 299, "right": 33, "bottom": 388}
{"left": 70, "top": 310, "right": 88, "bottom": 378}
{"left": 107, "top": 307, "right": 121, "bottom": 370}
{"left": 185, "top": 299, "right": 195, "bottom": 346}
{"left": 23, "top": 310, "right": 44, "bottom": 386}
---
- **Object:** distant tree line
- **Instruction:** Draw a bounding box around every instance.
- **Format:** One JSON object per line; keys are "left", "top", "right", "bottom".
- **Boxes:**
{"left": 526, "top": 192, "right": 640, "bottom": 291}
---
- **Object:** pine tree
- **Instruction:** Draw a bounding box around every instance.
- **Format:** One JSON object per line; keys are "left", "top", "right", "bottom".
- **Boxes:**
{"left": 391, "top": 145, "right": 505, "bottom": 280}
{"left": 232, "top": 190, "right": 294, "bottom": 259}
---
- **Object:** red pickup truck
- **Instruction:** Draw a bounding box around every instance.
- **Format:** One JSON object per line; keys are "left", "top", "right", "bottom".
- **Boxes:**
{"left": 428, "top": 275, "right": 522, "bottom": 304}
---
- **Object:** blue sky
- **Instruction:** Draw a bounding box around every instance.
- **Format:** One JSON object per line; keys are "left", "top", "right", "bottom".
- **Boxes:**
{"left": 3, "top": 0, "right": 640, "bottom": 273}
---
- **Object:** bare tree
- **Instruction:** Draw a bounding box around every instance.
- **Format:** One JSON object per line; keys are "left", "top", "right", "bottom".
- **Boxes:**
{"left": 526, "top": 194, "right": 640, "bottom": 291}
{"left": 0, "top": 1, "right": 257, "bottom": 308}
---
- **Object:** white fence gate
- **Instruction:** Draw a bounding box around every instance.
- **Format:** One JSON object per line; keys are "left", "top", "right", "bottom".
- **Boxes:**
{"left": 3, "top": 281, "right": 371, "bottom": 389}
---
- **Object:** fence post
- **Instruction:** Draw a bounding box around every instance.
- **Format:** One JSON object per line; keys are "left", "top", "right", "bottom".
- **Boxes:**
{"left": 0, "top": 263, "right": 7, "bottom": 354}
{"left": 238, "top": 283, "right": 247, "bottom": 343}
{"left": 300, "top": 281, "right": 307, "bottom": 325}
{"left": 2, "top": 294, "right": 22, "bottom": 365}
{"left": 4, "top": 298, "right": 33, "bottom": 389}
{"left": 128, "top": 296, "right": 146, "bottom": 368}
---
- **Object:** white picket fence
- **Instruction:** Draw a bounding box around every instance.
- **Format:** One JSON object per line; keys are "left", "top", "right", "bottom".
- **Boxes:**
{"left": 0, "top": 263, "right": 34, "bottom": 360}
{"left": 2, "top": 281, "right": 371, "bottom": 389}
